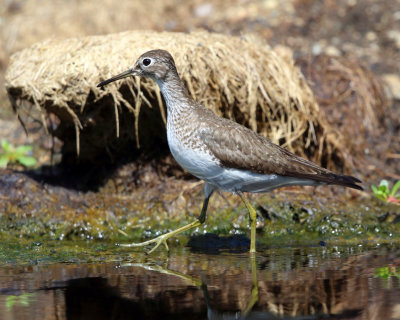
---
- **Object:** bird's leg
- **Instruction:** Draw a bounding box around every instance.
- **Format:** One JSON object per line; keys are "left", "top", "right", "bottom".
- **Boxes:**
{"left": 243, "top": 254, "right": 259, "bottom": 316}
{"left": 237, "top": 191, "right": 257, "bottom": 253}
{"left": 120, "top": 186, "right": 214, "bottom": 254}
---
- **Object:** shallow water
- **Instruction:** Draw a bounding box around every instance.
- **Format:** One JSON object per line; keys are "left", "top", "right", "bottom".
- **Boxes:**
{"left": 0, "top": 242, "right": 400, "bottom": 320}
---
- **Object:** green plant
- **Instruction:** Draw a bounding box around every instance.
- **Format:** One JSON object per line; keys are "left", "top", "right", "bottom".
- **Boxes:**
{"left": 374, "top": 266, "right": 400, "bottom": 281}
{"left": 5, "top": 293, "right": 35, "bottom": 311}
{"left": 371, "top": 180, "right": 400, "bottom": 205}
{"left": 0, "top": 140, "right": 37, "bottom": 168}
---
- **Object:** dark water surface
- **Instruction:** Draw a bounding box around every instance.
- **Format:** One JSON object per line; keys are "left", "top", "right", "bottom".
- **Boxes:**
{"left": 0, "top": 242, "right": 400, "bottom": 320}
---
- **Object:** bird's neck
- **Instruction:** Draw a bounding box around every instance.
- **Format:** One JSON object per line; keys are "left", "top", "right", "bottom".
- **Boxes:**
{"left": 155, "top": 72, "right": 193, "bottom": 116}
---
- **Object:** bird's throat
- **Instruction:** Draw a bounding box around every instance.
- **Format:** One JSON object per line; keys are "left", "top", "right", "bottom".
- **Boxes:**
{"left": 156, "top": 75, "right": 192, "bottom": 115}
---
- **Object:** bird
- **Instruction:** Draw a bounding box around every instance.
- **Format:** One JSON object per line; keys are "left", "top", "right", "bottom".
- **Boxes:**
{"left": 97, "top": 49, "right": 362, "bottom": 254}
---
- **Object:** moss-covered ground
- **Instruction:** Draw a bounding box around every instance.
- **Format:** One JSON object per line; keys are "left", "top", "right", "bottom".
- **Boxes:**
{"left": 1, "top": 169, "right": 399, "bottom": 260}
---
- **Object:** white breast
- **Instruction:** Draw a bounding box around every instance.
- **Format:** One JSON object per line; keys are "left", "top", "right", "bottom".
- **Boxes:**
{"left": 167, "top": 126, "right": 223, "bottom": 182}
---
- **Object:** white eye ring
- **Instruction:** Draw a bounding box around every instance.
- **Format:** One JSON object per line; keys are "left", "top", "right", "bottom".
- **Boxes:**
{"left": 142, "top": 58, "right": 152, "bottom": 67}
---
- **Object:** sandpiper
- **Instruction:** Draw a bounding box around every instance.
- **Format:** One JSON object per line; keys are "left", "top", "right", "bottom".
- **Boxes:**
{"left": 97, "top": 49, "right": 362, "bottom": 254}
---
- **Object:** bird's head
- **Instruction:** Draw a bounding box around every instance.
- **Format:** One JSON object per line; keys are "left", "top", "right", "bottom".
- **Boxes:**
{"left": 97, "top": 49, "right": 177, "bottom": 87}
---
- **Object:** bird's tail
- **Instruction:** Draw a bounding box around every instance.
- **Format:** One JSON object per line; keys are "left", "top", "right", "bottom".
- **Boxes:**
{"left": 328, "top": 173, "right": 363, "bottom": 190}
{"left": 291, "top": 172, "right": 363, "bottom": 190}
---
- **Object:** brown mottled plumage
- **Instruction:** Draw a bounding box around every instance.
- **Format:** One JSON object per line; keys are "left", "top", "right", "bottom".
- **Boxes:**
{"left": 97, "top": 49, "right": 362, "bottom": 253}
{"left": 195, "top": 106, "right": 361, "bottom": 189}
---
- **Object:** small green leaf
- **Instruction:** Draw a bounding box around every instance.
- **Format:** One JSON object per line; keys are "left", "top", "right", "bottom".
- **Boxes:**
{"left": 372, "top": 185, "right": 387, "bottom": 201}
{"left": 20, "top": 300, "right": 29, "bottom": 306}
{"left": 18, "top": 156, "right": 37, "bottom": 167}
{"left": 1, "top": 139, "right": 11, "bottom": 152}
{"left": 6, "top": 296, "right": 16, "bottom": 310}
{"left": 374, "top": 267, "right": 391, "bottom": 279}
{"left": 0, "top": 155, "right": 9, "bottom": 168}
{"left": 16, "top": 145, "right": 33, "bottom": 154}
{"left": 378, "top": 180, "right": 389, "bottom": 194}
{"left": 380, "top": 180, "right": 389, "bottom": 188}
{"left": 378, "top": 186, "right": 389, "bottom": 194}
{"left": 391, "top": 181, "right": 400, "bottom": 196}
{"left": 394, "top": 269, "right": 400, "bottom": 281}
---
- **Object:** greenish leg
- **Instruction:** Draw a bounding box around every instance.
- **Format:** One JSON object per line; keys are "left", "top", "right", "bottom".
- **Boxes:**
{"left": 237, "top": 191, "right": 257, "bottom": 253}
{"left": 243, "top": 254, "right": 259, "bottom": 316}
{"left": 120, "top": 189, "right": 213, "bottom": 254}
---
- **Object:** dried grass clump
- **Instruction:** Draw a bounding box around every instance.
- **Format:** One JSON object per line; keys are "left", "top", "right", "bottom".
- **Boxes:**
{"left": 296, "top": 54, "right": 390, "bottom": 164}
{"left": 5, "top": 31, "right": 345, "bottom": 170}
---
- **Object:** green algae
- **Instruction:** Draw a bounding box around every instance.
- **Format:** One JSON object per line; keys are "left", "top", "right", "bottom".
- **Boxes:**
{"left": 1, "top": 190, "right": 399, "bottom": 252}
{"left": 0, "top": 237, "right": 398, "bottom": 268}
{"left": 0, "top": 240, "right": 148, "bottom": 265}
{"left": 109, "top": 195, "right": 400, "bottom": 248}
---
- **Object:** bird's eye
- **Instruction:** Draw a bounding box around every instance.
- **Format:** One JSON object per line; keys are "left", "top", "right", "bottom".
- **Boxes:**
{"left": 142, "top": 58, "right": 152, "bottom": 66}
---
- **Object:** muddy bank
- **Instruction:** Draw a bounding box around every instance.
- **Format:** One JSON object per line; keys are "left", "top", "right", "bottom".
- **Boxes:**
{"left": 0, "top": 167, "right": 399, "bottom": 247}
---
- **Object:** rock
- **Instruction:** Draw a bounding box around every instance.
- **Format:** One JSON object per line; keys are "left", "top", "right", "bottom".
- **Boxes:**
{"left": 325, "top": 46, "right": 341, "bottom": 57}
{"left": 387, "top": 30, "right": 400, "bottom": 49}
{"left": 383, "top": 74, "right": 400, "bottom": 100}
{"left": 194, "top": 3, "right": 213, "bottom": 18}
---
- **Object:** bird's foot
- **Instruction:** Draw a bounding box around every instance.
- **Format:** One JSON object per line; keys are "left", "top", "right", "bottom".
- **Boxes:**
{"left": 119, "top": 234, "right": 170, "bottom": 254}
{"left": 119, "top": 220, "right": 202, "bottom": 254}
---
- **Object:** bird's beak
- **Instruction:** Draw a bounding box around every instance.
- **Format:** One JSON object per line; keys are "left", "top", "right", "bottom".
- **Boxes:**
{"left": 97, "top": 65, "right": 140, "bottom": 87}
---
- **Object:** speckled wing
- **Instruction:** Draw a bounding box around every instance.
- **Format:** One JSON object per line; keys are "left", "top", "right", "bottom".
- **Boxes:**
{"left": 196, "top": 107, "right": 362, "bottom": 190}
